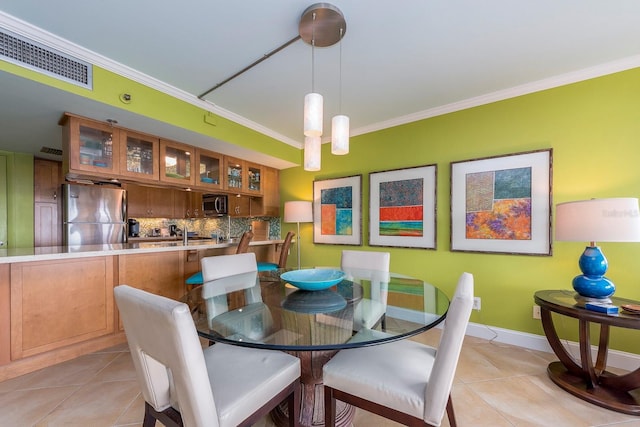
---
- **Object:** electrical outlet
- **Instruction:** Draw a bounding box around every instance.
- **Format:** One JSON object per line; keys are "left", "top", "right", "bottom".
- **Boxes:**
{"left": 533, "top": 305, "right": 541, "bottom": 319}
{"left": 473, "top": 297, "right": 481, "bottom": 311}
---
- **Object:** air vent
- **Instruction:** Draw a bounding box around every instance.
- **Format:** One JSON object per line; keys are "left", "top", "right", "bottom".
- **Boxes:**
{"left": 0, "top": 28, "right": 92, "bottom": 89}
{"left": 40, "top": 146, "right": 63, "bottom": 156}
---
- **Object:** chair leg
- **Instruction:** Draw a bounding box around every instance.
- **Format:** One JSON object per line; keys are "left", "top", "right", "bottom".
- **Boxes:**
{"left": 143, "top": 402, "right": 157, "bottom": 427}
{"left": 446, "top": 394, "right": 457, "bottom": 427}
{"left": 324, "top": 386, "right": 337, "bottom": 427}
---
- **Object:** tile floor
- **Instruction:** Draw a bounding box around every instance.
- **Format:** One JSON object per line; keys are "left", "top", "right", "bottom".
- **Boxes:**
{"left": 1, "top": 330, "right": 640, "bottom": 427}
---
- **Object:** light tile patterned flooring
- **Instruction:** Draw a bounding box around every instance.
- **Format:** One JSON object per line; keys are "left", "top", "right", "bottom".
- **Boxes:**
{"left": 2, "top": 329, "right": 640, "bottom": 426}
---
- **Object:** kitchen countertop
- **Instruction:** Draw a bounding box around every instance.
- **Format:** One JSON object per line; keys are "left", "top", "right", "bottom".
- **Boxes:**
{"left": 0, "top": 239, "right": 284, "bottom": 264}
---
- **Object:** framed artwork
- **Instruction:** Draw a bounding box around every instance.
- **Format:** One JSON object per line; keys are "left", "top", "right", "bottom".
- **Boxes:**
{"left": 450, "top": 149, "right": 552, "bottom": 255}
{"left": 313, "top": 175, "right": 362, "bottom": 245}
{"left": 369, "top": 164, "right": 437, "bottom": 249}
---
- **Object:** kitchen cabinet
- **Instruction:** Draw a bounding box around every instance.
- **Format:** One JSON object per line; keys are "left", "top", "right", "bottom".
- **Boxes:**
{"left": 126, "top": 183, "right": 174, "bottom": 218}
{"left": 174, "top": 190, "right": 203, "bottom": 219}
{"left": 10, "top": 257, "right": 115, "bottom": 359}
{"left": 118, "top": 251, "right": 184, "bottom": 302}
{"left": 194, "top": 149, "right": 224, "bottom": 191}
{"left": 34, "top": 159, "right": 63, "bottom": 247}
{"left": 160, "top": 139, "right": 195, "bottom": 186}
{"left": 250, "top": 166, "right": 279, "bottom": 217}
{"left": 228, "top": 194, "right": 251, "bottom": 217}
{"left": 225, "top": 157, "right": 263, "bottom": 195}
{"left": 62, "top": 114, "right": 120, "bottom": 178}
{"left": 118, "top": 129, "right": 159, "bottom": 182}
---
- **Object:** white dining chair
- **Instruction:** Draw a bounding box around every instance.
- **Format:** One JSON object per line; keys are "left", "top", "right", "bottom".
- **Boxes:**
{"left": 323, "top": 272, "right": 474, "bottom": 427}
{"left": 200, "top": 252, "right": 275, "bottom": 341}
{"left": 115, "top": 285, "right": 301, "bottom": 427}
{"left": 340, "top": 250, "right": 391, "bottom": 330}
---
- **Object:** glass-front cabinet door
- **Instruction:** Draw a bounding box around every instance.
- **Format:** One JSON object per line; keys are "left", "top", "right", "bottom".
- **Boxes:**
{"left": 246, "top": 162, "right": 263, "bottom": 195}
{"left": 225, "top": 157, "right": 244, "bottom": 192}
{"left": 160, "top": 139, "right": 195, "bottom": 186}
{"left": 195, "top": 149, "right": 223, "bottom": 191}
{"left": 119, "top": 130, "right": 159, "bottom": 181}
{"left": 63, "top": 115, "right": 120, "bottom": 176}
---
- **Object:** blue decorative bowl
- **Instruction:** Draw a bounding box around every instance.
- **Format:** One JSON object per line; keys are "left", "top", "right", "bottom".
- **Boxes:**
{"left": 280, "top": 269, "right": 345, "bottom": 291}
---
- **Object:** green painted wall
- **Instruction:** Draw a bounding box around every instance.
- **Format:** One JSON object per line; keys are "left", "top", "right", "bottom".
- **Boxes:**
{"left": 280, "top": 68, "right": 640, "bottom": 354}
{"left": 0, "top": 61, "right": 300, "bottom": 164}
{"left": 0, "top": 151, "right": 34, "bottom": 248}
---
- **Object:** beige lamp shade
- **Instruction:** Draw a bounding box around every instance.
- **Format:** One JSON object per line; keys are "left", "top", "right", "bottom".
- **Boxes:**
{"left": 284, "top": 201, "right": 313, "bottom": 223}
{"left": 555, "top": 198, "right": 640, "bottom": 243}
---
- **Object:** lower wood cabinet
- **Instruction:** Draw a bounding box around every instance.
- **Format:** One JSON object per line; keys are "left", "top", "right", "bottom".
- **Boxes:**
{"left": 118, "top": 251, "right": 184, "bottom": 300}
{"left": 10, "top": 257, "right": 115, "bottom": 360}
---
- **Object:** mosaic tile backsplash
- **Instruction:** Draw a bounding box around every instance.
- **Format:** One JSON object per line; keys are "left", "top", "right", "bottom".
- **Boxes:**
{"left": 136, "top": 216, "right": 281, "bottom": 240}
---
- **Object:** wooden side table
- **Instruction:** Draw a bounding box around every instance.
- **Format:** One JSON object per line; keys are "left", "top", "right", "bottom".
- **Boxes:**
{"left": 534, "top": 290, "right": 640, "bottom": 415}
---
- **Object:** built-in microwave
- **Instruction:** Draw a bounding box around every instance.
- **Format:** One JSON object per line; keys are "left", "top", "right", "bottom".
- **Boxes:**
{"left": 202, "top": 194, "right": 228, "bottom": 216}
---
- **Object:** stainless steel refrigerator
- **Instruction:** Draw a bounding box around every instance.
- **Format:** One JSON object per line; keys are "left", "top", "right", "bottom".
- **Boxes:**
{"left": 62, "top": 183, "right": 127, "bottom": 246}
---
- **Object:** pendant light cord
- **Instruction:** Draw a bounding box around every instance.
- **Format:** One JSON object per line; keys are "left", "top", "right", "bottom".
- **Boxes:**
{"left": 311, "top": 12, "right": 316, "bottom": 93}
{"left": 338, "top": 27, "right": 343, "bottom": 113}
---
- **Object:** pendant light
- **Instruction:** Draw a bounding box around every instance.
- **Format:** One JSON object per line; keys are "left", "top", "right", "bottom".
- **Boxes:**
{"left": 304, "top": 135, "right": 321, "bottom": 171}
{"left": 303, "top": 12, "right": 323, "bottom": 137}
{"left": 299, "top": 3, "right": 347, "bottom": 171}
{"left": 331, "top": 27, "right": 349, "bottom": 155}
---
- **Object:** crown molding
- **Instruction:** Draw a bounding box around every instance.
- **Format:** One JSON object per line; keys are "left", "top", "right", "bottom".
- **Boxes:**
{"left": 351, "top": 55, "right": 640, "bottom": 138}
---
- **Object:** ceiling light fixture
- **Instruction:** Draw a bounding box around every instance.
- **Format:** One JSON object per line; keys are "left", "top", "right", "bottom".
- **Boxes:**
{"left": 299, "top": 3, "right": 347, "bottom": 170}
{"left": 331, "top": 27, "right": 349, "bottom": 155}
{"left": 197, "top": 3, "right": 347, "bottom": 171}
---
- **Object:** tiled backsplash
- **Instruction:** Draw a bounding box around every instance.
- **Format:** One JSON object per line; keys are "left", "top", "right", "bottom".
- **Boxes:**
{"left": 136, "top": 216, "right": 281, "bottom": 240}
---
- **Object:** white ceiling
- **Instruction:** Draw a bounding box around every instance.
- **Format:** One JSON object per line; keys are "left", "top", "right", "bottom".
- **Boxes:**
{"left": 2, "top": 1, "right": 640, "bottom": 168}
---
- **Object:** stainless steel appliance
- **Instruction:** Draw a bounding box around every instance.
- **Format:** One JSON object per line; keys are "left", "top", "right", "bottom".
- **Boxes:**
{"left": 202, "top": 194, "right": 228, "bottom": 216}
{"left": 63, "top": 183, "right": 127, "bottom": 246}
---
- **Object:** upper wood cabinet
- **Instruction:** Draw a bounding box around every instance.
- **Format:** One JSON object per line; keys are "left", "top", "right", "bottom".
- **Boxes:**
{"left": 61, "top": 114, "right": 280, "bottom": 218}
{"left": 159, "top": 139, "right": 195, "bottom": 186}
{"left": 118, "top": 130, "right": 159, "bottom": 182}
{"left": 225, "top": 157, "right": 263, "bottom": 195}
{"left": 194, "top": 149, "right": 224, "bottom": 191}
{"left": 173, "top": 190, "right": 203, "bottom": 219}
{"left": 126, "top": 183, "right": 174, "bottom": 218}
{"left": 62, "top": 114, "right": 120, "bottom": 178}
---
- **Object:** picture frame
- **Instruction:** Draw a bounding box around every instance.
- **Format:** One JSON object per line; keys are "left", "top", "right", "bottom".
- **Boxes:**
{"left": 369, "top": 164, "right": 437, "bottom": 249}
{"left": 313, "top": 175, "right": 362, "bottom": 245}
{"left": 450, "top": 149, "right": 552, "bottom": 255}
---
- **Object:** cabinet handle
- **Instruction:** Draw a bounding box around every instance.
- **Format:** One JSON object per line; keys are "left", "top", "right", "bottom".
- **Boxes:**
{"left": 53, "top": 191, "right": 57, "bottom": 200}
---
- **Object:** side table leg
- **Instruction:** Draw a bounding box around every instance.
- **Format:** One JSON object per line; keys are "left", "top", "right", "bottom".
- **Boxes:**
{"left": 540, "top": 308, "right": 582, "bottom": 375}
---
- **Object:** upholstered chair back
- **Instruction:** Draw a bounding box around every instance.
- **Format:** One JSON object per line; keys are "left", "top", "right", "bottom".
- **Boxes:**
{"left": 114, "top": 285, "right": 219, "bottom": 427}
{"left": 423, "top": 272, "right": 474, "bottom": 425}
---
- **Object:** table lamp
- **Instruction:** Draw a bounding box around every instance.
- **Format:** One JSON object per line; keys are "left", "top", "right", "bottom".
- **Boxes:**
{"left": 555, "top": 198, "right": 640, "bottom": 300}
{"left": 284, "top": 201, "right": 313, "bottom": 269}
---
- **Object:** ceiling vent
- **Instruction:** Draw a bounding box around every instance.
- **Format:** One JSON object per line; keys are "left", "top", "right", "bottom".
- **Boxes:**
{"left": 0, "top": 28, "right": 92, "bottom": 89}
{"left": 40, "top": 146, "right": 63, "bottom": 156}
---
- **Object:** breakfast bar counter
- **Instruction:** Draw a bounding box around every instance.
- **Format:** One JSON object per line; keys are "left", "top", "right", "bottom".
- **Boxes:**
{"left": 0, "top": 239, "right": 284, "bottom": 264}
{"left": 0, "top": 239, "right": 285, "bottom": 381}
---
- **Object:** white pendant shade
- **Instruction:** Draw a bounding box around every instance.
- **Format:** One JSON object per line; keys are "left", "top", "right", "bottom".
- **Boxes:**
{"left": 331, "top": 114, "right": 349, "bottom": 155}
{"left": 304, "top": 93, "right": 323, "bottom": 137}
{"left": 304, "top": 135, "right": 321, "bottom": 171}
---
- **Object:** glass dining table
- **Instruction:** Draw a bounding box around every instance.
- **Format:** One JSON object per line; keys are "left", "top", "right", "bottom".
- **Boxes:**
{"left": 180, "top": 267, "right": 450, "bottom": 427}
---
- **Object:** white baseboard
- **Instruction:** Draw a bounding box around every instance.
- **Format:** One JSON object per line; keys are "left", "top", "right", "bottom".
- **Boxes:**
{"left": 464, "top": 321, "right": 640, "bottom": 372}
